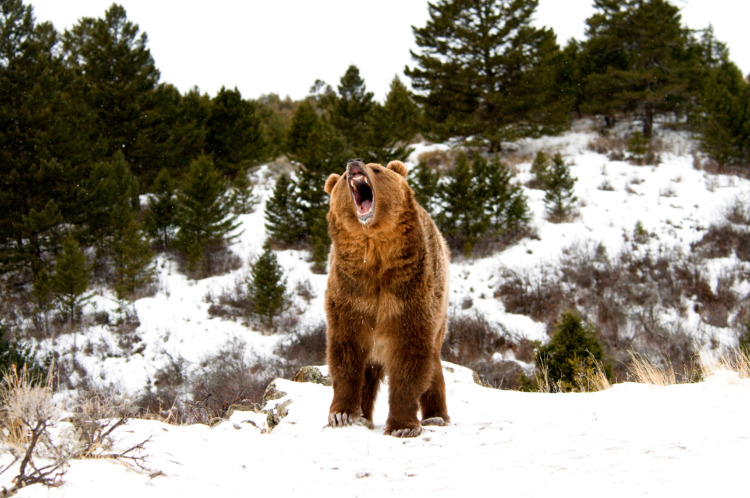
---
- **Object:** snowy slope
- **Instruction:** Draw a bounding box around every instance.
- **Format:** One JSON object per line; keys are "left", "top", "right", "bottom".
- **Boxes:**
{"left": 6, "top": 363, "right": 750, "bottom": 497}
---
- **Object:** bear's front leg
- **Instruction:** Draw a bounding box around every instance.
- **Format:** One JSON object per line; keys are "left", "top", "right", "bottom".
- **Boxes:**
{"left": 327, "top": 331, "right": 368, "bottom": 427}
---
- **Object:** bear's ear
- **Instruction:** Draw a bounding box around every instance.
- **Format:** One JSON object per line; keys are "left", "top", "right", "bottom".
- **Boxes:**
{"left": 325, "top": 173, "right": 341, "bottom": 195}
{"left": 386, "top": 160, "right": 408, "bottom": 178}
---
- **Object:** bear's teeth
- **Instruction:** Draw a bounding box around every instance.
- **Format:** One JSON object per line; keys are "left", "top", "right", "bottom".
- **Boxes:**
{"left": 350, "top": 179, "right": 359, "bottom": 192}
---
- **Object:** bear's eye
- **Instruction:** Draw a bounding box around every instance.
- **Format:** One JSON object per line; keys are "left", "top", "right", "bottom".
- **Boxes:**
{"left": 371, "top": 166, "right": 382, "bottom": 174}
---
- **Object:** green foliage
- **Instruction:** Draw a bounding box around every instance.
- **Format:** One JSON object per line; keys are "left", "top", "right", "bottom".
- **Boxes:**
{"left": 81, "top": 152, "right": 140, "bottom": 252}
{"left": 543, "top": 153, "right": 577, "bottom": 222}
{"left": 112, "top": 219, "right": 154, "bottom": 302}
{"left": 406, "top": 0, "right": 567, "bottom": 148}
{"left": 379, "top": 76, "right": 422, "bottom": 143}
{"left": 144, "top": 168, "right": 178, "bottom": 249}
{"left": 248, "top": 244, "right": 290, "bottom": 328}
{"left": 52, "top": 234, "right": 92, "bottom": 323}
{"left": 175, "top": 156, "right": 240, "bottom": 276}
{"left": 264, "top": 174, "right": 305, "bottom": 246}
{"left": 205, "top": 86, "right": 267, "bottom": 177}
{"left": 409, "top": 161, "right": 441, "bottom": 214}
{"left": 62, "top": 4, "right": 160, "bottom": 171}
{"left": 697, "top": 60, "right": 750, "bottom": 167}
{"left": 535, "top": 311, "right": 610, "bottom": 392}
{"left": 580, "top": 0, "right": 698, "bottom": 136}
{"left": 0, "top": 328, "right": 48, "bottom": 385}
{"left": 437, "top": 153, "right": 530, "bottom": 256}
{"left": 229, "top": 169, "right": 259, "bottom": 215}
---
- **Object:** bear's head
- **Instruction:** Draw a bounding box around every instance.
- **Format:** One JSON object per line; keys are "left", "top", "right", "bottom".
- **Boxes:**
{"left": 325, "top": 158, "right": 410, "bottom": 232}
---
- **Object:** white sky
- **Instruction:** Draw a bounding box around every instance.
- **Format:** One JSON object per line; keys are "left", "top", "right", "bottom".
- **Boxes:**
{"left": 28, "top": 0, "right": 750, "bottom": 101}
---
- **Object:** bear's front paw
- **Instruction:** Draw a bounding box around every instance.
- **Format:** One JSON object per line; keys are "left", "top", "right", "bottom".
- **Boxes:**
{"left": 328, "top": 411, "right": 360, "bottom": 427}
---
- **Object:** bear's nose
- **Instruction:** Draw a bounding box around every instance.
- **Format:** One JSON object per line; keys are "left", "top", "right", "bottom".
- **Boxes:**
{"left": 347, "top": 158, "right": 364, "bottom": 175}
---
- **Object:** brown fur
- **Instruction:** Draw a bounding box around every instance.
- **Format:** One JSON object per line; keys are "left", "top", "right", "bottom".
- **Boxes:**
{"left": 324, "top": 159, "right": 450, "bottom": 437}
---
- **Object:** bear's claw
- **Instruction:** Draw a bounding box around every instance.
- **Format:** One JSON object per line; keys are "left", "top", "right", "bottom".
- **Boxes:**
{"left": 385, "top": 426, "right": 422, "bottom": 438}
{"left": 328, "top": 412, "right": 359, "bottom": 427}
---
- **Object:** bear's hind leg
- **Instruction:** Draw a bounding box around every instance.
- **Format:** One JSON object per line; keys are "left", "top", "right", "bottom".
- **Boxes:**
{"left": 359, "top": 362, "right": 383, "bottom": 429}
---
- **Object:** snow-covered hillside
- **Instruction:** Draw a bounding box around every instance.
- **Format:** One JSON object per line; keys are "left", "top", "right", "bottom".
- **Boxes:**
{"left": 6, "top": 362, "right": 750, "bottom": 497}
{"left": 38, "top": 119, "right": 750, "bottom": 394}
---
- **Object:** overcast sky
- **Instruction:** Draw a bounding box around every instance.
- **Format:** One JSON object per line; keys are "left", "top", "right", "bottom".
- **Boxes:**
{"left": 29, "top": 0, "right": 750, "bottom": 101}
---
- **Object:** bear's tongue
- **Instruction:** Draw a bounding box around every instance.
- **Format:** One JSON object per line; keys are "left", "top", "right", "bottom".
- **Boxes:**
{"left": 358, "top": 199, "right": 372, "bottom": 215}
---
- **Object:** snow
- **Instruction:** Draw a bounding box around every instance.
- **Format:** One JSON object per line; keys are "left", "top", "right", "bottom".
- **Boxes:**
{"left": 6, "top": 363, "right": 750, "bottom": 496}
{"left": 8, "top": 120, "right": 750, "bottom": 495}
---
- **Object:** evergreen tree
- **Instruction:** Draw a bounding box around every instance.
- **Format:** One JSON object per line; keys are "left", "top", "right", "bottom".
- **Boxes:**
{"left": 330, "top": 65, "right": 375, "bottom": 149}
{"left": 205, "top": 86, "right": 266, "bottom": 177}
{"left": 62, "top": 4, "right": 160, "bottom": 175}
{"left": 112, "top": 219, "right": 154, "bottom": 301}
{"left": 287, "top": 99, "right": 321, "bottom": 157}
{"left": 437, "top": 154, "right": 489, "bottom": 257}
{"left": 543, "top": 153, "right": 577, "bottom": 222}
{"left": 409, "top": 161, "right": 441, "bottom": 215}
{"left": 144, "top": 168, "right": 178, "bottom": 250}
{"left": 247, "top": 243, "right": 290, "bottom": 329}
{"left": 80, "top": 151, "right": 140, "bottom": 254}
{"left": 175, "top": 155, "right": 240, "bottom": 275}
{"left": 380, "top": 75, "right": 422, "bottom": 143}
{"left": 474, "top": 156, "right": 530, "bottom": 237}
{"left": 529, "top": 150, "right": 551, "bottom": 189}
{"left": 52, "top": 234, "right": 91, "bottom": 323}
{"left": 264, "top": 174, "right": 304, "bottom": 245}
{"left": 535, "top": 311, "right": 609, "bottom": 392}
{"left": 580, "top": 0, "right": 697, "bottom": 137}
{"left": 0, "top": 1, "right": 93, "bottom": 276}
{"left": 406, "top": 0, "right": 565, "bottom": 149}
{"left": 229, "top": 169, "right": 259, "bottom": 215}
{"left": 696, "top": 50, "right": 750, "bottom": 166}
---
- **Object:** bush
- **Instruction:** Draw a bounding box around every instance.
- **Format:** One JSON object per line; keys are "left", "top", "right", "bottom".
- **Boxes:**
{"left": 533, "top": 311, "right": 611, "bottom": 392}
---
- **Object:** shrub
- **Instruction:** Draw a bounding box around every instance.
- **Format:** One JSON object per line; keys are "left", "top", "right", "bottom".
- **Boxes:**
{"left": 533, "top": 311, "right": 611, "bottom": 392}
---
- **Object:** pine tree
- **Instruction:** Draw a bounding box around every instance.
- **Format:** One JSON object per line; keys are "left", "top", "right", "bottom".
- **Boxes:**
{"left": 0, "top": 2, "right": 93, "bottom": 277}
{"left": 543, "top": 153, "right": 578, "bottom": 222}
{"left": 62, "top": 4, "right": 160, "bottom": 173}
{"left": 80, "top": 151, "right": 140, "bottom": 256}
{"left": 52, "top": 234, "right": 91, "bottom": 324}
{"left": 248, "top": 243, "right": 290, "bottom": 329}
{"left": 437, "top": 154, "right": 490, "bottom": 257}
{"left": 474, "top": 156, "right": 530, "bottom": 237}
{"left": 205, "top": 86, "right": 266, "bottom": 177}
{"left": 406, "top": 0, "right": 565, "bottom": 148}
{"left": 175, "top": 155, "right": 240, "bottom": 276}
{"left": 409, "top": 161, "right": 441, "bottom": 216}
{"left": 330, "top": 65, "right": 375, "bottom": 149}
{"left": 529, "top": 150, "right": 551, "bottom": 189}
{"left": 112, "top": 219, "right": 154, "bottom": 302}
{"left": 264, "top": 174, "right": 305, "bottom": 246}
{"left": 144, "top": 168, "right": 178, "bottom": 250}
{"left": 580, "top": 0, "right": 697, "bottom": 137}
{"left": 230, "top": 169, "right": 259, "bottom": 215}
{"left": 535, "top": 311, "right": 609, "bottom": 392}
{"left": 380, "top": 76, "right": 422, "bottom": 143}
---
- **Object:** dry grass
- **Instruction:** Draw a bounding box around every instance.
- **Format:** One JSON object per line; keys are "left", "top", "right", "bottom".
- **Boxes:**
{"left": 627, "top": 352, "right": 677, "bottom": 386}
{"left": 700, "top": 349, "right": 750, "bottom": 379}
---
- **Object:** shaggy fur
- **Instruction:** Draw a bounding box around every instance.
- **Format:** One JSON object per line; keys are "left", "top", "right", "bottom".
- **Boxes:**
{"left": 324, "top": 159, "right": 450, "bottom": 438}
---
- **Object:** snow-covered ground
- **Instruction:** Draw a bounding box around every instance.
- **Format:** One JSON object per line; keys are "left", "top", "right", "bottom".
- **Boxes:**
{"left": 6, "top": 363, "right": 750, "bottom": 497}
{"left": 8, "top": 120, "right": 750, "bottom": 495}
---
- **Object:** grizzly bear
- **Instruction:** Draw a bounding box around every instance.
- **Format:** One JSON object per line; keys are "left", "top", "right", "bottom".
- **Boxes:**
{"left": 323, "top": 158, "right": 450, "bottom": 438}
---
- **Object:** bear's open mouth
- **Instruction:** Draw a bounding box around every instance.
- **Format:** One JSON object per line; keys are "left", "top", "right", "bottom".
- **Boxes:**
{"left": 347, "top": 163, "right": 375, "bottom": 224}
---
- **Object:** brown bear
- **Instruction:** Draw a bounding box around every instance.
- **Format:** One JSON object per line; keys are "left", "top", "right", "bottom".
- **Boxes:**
{"left": 323, "top": 158, "right": 450, "bottom": 438}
